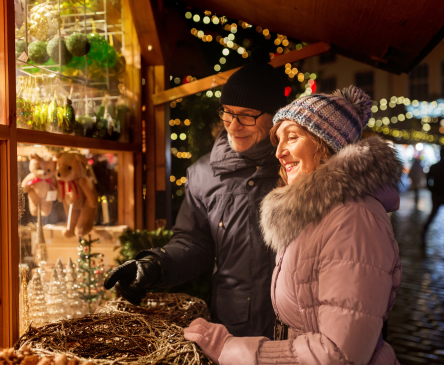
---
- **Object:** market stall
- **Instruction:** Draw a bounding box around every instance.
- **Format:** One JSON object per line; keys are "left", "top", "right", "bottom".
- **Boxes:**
{"left": 1, "top": 0, "right": 152, "bottom": 347}
{"left": 2, "top": 0, "right": 444, "bottom": 361}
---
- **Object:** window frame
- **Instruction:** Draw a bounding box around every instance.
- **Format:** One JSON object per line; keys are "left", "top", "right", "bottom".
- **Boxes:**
{"left": 0, "top": 0, "right": 147, "bottom": 346}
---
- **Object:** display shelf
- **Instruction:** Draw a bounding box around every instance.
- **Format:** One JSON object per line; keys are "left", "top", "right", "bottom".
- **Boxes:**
{"left": 2, "top": 0, "right": 146, "bottom": 347}
{"left": 17, "top": 128, "right": 141, "bottom": 152}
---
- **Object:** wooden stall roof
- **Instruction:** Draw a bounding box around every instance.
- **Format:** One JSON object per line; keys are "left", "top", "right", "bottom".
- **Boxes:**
{"left": 177, "top": 0, "right": 444, "bottom": 75}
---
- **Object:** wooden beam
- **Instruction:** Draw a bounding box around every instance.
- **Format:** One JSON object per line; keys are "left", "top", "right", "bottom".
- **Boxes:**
{"left": 0, "top": 0, "right": 19, "bottom": 347}
{"left": 127, "top": 0, "right": 164, "bottom": 65}
{"left": 152, "top": 42, "right": 330, "bottom": 106}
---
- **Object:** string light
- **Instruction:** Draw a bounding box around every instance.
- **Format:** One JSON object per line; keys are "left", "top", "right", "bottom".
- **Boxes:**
{"left": 370, "top": 126, "right": 443, "bottom": 144}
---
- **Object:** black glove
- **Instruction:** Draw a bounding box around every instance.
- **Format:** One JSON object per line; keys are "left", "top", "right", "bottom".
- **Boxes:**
{"left": 104, "top": 257, "right": 163, "bottom": 306}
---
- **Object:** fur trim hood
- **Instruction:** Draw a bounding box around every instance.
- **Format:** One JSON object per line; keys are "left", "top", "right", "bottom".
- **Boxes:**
{"left": 260, "top": 136, "right": 403, "bottom": 252}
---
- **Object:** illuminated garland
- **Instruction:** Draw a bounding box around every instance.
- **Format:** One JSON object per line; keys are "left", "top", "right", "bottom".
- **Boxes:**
{"left": 371, "top": 126, "right": 444, "bottom": 145}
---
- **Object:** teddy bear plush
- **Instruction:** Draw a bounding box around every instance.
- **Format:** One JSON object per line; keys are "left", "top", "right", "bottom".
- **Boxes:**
{"left": 56, "top": 152, "right": 98, "bottom": 238}
{"left": 22, "top": 153, "right": 57, "bottom": 216}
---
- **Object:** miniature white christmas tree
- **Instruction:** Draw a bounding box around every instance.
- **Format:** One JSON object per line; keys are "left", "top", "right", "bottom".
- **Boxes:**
{"left": 28, "top": 271, "right": 49, "bottom": 327}
{"left": 55, "top": 258, "right": 73, "bottom": 318}
{"left": 47, "top": 268, "right": 69, "bottom": 322}
{"left": 65, "top": 257, "right": 84, "bottom": 318}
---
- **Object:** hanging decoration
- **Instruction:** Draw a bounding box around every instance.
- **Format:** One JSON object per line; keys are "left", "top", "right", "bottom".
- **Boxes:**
{"left": 19, "top": 266, "right": 30, "bottom": 335}
{"left": 56, "top": 152, "right": 98, "bottom": 238}
{"left": 15, "top": 39, "right": 26, "bottom": 57}
{"left": 29, "top": 3, "right": 61, "bottom": 42}
{"left": 86, "top": 34, "right": 108, "bottom": 61}
{"left": 47, "top": 37, "right": 73, "bottom": 65}
{"left": 66, "top": 32, "right": 91, "bottom": 57}
{"left": 18, "top": 183, "right": 26, "bottom": 220}
{"left": 21, "top": 153, "right": 57, "bottom": 217}
{"left": 28, "top": 41, "right": 50, "bottom": 65}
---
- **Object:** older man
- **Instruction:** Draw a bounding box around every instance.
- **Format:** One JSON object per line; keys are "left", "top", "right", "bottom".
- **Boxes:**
{"left": 105, "top": 48, "right": 286, "bottom": 338}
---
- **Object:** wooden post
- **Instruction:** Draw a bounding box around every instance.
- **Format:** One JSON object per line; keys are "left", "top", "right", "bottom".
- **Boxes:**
{"left": 145, "top": 65, "right": 167, "bottom": 230}
{"left": 0, "top": 0, "right": 19, "bottom": 347}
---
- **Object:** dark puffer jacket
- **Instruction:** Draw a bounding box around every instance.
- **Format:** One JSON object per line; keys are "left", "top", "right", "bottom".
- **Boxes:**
{"left": 137, "top": 130, "right": 280, "bottom": 338}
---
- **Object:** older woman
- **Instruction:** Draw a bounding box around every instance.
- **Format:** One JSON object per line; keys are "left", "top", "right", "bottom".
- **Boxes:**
{"left": 185, "top": 86, "right": 402, "bottom": 365}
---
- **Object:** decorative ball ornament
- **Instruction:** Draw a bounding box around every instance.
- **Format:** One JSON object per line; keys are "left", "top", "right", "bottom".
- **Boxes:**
{"left": 29, "top": 3, "right": 61, "bottom": 41}
{"left": 47, "top": 37, "right": 73, "bottom": 65}
{"left": 66, "top": 32, "right": 91, "bottom": 57}
{"left": 16, "top": 39, "right": 26, "bottom": 56}
{"left": 28, "top": 41, "right": 50, "bottom": 64}
{"left": 67, "top": 55, "right": 85, "bottom": 69}
{"left": 86, "top": 33, "right": 108, "bottom": 61}
{"left": 103, "top": 45, "right": 117, "bottom": 68}
{"left": 87, "top": 59, "right": 106, "bottom": 80}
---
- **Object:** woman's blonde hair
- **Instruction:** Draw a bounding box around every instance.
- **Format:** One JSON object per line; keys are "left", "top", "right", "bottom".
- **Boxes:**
{"left": 269, "top": 120, "right": 335, "bottom": 186}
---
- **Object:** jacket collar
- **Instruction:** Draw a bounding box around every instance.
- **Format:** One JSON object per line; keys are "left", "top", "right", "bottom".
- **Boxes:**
{"left": 260, "top": 136, "right": 403, "bottom": 252}
{"left": 210, "top": 129, "right": 279, "bottom": 177}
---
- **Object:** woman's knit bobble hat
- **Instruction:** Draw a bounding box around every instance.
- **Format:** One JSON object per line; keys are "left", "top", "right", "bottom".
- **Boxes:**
{"left": 219, "top": 47, "right": 287, "bottom": 114}
{"left": 272, "top": 86, "right": 373, "bottom": 152}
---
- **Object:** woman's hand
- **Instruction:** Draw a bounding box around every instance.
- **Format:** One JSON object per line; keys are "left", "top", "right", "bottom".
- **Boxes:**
{"left": 184, "top": 318, "right": 233, "bottom": 364}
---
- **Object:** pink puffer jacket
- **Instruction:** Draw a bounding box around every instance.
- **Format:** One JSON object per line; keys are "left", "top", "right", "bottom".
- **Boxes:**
{"left": 218, "top": 136, "right": 403, "bottom": 365}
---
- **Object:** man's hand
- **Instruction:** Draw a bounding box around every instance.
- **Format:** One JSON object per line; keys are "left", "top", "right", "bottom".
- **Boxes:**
{"left": 103, "top": 257, "right": 162, "bottom": 306}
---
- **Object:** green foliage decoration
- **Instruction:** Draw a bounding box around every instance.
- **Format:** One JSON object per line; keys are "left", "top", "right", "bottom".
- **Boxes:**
{"left": 115, "top": 228, "right": 173, "bottom": 265}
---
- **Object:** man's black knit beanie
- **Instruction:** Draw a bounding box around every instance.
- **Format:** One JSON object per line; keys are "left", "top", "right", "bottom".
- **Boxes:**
{"left": 219, "top": 47, "right": 287, "bottom": 114}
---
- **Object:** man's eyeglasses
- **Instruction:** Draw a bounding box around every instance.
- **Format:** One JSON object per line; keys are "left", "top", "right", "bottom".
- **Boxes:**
{"left": 218, "top": 107, "right": 265, "bottom": 126}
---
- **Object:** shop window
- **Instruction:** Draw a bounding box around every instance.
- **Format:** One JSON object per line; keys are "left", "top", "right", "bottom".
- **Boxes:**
{"left": 17, "top": 145, "right": 128, "bottom": 329}
{"left": 15, "top": 0, "right": 134, "bottom": 142}
{"left": 355, "top": 71, "right": 374, "bottom": 99}
{"left": 319, "top": 52, "right": 337, "bottom": 64}
{"left": 409, "top": 64, "right": 429, "bottom": 100}
{"left": 12, "top": 0, "right": 142, "bottom": 335}
{"left": 318, "top": 77, "right": 337, "bottom": 94}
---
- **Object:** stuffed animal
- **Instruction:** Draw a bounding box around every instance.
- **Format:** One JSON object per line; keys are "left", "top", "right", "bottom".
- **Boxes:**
{"left": 22, "top": 153, "right": 57, "bottom": 216}
{"left": 56, "top": 152, "right": 98, "bottom": 238}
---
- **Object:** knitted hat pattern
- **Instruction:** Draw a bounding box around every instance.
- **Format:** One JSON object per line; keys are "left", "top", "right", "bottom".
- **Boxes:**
{"left": 272, "top": 86, "right": 373, "bottom": 152}
{"left": 219, "top": 47, "right": 287, "bottom": 114}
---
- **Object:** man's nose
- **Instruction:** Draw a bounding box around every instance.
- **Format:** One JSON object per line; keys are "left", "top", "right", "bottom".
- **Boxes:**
{"left": 228, "top": 117, "right": 243, "bottom": 131}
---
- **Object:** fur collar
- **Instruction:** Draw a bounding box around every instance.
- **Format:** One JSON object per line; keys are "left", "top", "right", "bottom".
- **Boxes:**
{"left": 260, "top": 136, "right": 403, "bottom": 252}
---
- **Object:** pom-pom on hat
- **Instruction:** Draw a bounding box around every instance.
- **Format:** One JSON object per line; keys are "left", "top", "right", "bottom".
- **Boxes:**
{"left": 219, "top": 47, "right": 287, "bottom": 114}
{"left": 272, "top": 85, "right": 373, "bottom": 152}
